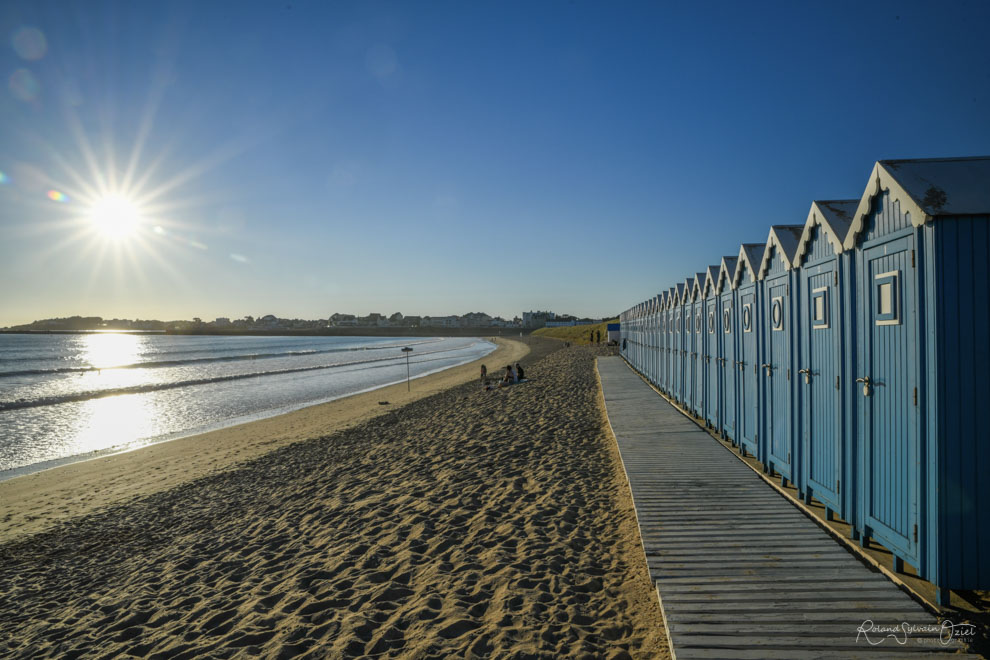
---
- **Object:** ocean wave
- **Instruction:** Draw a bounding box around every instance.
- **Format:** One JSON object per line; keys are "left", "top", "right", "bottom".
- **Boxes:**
{"left": 0, "top": 345, "right": 474, "bottom": 412}
{"left": 0, "top": 338, "right": 442, "bottom": 379}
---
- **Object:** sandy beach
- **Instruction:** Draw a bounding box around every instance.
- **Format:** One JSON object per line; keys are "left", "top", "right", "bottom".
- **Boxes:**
{"left": 0, "top": 341, "right": 668, "bottom": 658}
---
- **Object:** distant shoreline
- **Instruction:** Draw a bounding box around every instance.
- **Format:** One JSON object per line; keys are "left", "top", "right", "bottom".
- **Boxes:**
{"left": 0, "top": 327, "right": 533, "bottom": 337}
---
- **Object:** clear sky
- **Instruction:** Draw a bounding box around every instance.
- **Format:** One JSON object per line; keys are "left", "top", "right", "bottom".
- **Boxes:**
{"left": 2, "top": 1, "right": 988, "bottom": 326}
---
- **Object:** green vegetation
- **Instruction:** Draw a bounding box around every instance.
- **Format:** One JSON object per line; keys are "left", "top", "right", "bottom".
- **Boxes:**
{"left": 532, "top": 319, "right": 619, "bottom": 345}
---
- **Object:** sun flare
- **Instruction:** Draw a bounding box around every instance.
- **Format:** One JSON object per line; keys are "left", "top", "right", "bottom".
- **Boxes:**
{"left": 89, "top": 194, "right": 142, "bottom": 239}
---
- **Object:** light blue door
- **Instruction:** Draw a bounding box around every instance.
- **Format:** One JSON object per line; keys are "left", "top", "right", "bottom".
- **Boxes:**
{"left": 765, "top": 277, "right": 792, "bottom": 481}
{"left": 694, "top": 307, "right": 705, "bottom": 417}
{"left": 673, "top": 310, "right": 681, "bottom": 400}
{"left": 721, "top": 298, "right": 736, "bottom": 440}
{"left": 802, "top": 266, "right": 841, "bottom": 513}
{"left": 859, "top": 236, "right": 919, "bottom": 564}
{"left": 739, "top": 290, "right": 758, "bottom": 456}
{"left": 706, "top": 299, "right": 719, "bottom": 426}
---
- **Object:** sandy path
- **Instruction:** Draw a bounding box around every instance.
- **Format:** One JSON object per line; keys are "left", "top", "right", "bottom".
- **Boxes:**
{"left": 0, "top": 346, "right": 668, "bottom": 659}
{"left": 0, "top": 338, "right": 528, "bottom": 543}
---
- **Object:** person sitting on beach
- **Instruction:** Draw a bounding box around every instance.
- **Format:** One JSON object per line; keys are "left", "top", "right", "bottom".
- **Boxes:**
{"left": 515, "top": 363, "right": 525, "bottom": 380}
{"left": 503, "top": 365, "right": 514, "bottom": 385}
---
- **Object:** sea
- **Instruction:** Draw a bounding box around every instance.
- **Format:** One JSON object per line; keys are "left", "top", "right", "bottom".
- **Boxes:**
{"left": 0, "top": 333, "right": 495, "bottom": 479}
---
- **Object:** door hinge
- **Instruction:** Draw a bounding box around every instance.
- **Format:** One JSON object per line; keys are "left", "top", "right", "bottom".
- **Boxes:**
{"left": 911, "top": 249, "right": 915, "bottom": 268}
{"left": 913, "top": 387, "right": 918, "bottom": 406}
{"left": 787, "top": 368, "right": 790, "bottom": 380}
{"left": 836, "top": 479, "right": 841, "bottom": 495}
{"left": 834, "top": 271, "right": 838, "bottom": 286}
{"left": 836, "top": 376, "right": 840, "bottom": 390}
{"left": 913, "top": 524, "right": 918, "bottom": 542}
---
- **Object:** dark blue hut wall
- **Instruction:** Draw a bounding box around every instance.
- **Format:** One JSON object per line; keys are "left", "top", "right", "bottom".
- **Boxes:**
{"left": 932, "top": 215, "right": 990, "bottom": 589}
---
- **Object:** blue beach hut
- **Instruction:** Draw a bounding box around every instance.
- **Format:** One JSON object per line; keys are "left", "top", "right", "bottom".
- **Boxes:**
{"left": 691, "top": 273, "right": 708, "bottom": 419}
{"left": 673, "top": 283, "right": 686, "bottom": 402}
{"left": 717, "top": 256, "right": 739, "bottom": 443}
{"left": 757, "top": 225, "right": 804, "bottom": 488}
{"left": 732, "top": 244, "right": 766, "bottom": 459}
{"left": 681, "top": 278, "right": 696, "bottom": 405}
{"left": 702, "top": 265, "right": 721, "bottom": 428}
{"left": 844, "top": 156, "right": 990, "bottom": 604}
{"left": 793, "top": 200, "right": 857, "bottom": 525}
{"left": 665, "top": 287, "right": 676, "bottom": 395}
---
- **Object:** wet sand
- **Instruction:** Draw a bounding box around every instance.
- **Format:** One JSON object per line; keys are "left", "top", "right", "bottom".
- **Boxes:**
{"left": 0, "top": 344, "right": 668, "bottom": 658}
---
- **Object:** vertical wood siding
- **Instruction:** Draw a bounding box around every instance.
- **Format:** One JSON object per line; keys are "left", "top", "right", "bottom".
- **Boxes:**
{"left": 935, "top": 216, "right": 990, "bottom": 589}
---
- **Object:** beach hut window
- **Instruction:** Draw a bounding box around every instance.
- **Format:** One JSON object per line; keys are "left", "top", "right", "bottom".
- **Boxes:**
{"left": 875, "top": 271, "right": 900, "bottom": 325}
{"left": 723, "top": 307, "right": 731, "bottom": 333}
{"left": 708, "top": 310, "right": 716, "bottom": 334}
{"left": 743, "top": 304, "right": 753, "bottom": 332}
{"left": 771, "top": 297, "right": 784, "bottom": 331}
{"left": 812, "top": 287, "right": 829, "bottom": 329}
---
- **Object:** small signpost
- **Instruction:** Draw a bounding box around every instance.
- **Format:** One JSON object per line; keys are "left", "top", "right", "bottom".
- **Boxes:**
{"left": 401, "top": 347, "right": 413, "bottom": 390}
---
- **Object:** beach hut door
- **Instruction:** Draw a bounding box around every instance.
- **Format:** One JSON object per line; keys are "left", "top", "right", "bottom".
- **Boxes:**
{"left": 859, "top": 237, "right": 918, "bottom": 562}
{"left": 803, "top": 268, "right": 840, "bottom": 513}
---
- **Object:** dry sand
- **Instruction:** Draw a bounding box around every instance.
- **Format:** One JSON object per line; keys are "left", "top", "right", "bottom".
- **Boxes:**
{"left": 0, "top": 344, "right": 668, "bottom": 659}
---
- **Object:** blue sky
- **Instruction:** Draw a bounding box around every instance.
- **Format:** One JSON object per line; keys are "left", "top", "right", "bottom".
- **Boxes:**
{"left": 1, "top": 1, "right": 988, "bottom": 326}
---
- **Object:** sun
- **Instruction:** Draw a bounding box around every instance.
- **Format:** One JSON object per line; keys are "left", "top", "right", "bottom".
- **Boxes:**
{"left": 89, "top": 194, "right": 142, "bottom": 239}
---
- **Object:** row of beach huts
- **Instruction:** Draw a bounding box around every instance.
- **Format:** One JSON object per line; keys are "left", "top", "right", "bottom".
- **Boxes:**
{"left": 619, "top": 156, "right": 989, "bottom": 605}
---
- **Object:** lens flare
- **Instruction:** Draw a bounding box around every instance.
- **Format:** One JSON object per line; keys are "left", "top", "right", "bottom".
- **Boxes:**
{"left": 46, "top": 189, "right": 68, "bottom": 202}
{"left": 12, "top": 27, "right": 47, "bottom": 61}
{"left": 9, "top": 68, "right": 39, "bottom": 102}
{"left": 0, "top": 171, "right": 9, "bottom": 184}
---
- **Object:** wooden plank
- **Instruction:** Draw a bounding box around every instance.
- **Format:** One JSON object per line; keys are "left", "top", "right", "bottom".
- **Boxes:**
{"left": 595, "top": 358, "right": 963, "bottom": 659}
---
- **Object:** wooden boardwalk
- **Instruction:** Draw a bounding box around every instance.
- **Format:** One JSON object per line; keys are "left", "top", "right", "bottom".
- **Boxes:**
{"left": 597, "top": 357, "right": 977, "bottom": 659}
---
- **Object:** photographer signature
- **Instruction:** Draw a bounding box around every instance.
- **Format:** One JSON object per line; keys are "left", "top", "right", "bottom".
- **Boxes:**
{"left": 856, "top": 620, "right": 976, "bottom": 646}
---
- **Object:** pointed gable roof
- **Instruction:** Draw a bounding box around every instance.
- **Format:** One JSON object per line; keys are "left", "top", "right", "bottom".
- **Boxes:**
{"left": 667, "top": 287, "right": 676, "bottom": 309}
{"left": 717, "top": 256, "right": 738, "bottom": 292}
{"left": 845, "top": 156, "right": 990, "bottom": 249}
{"left": 703, "top": 265, "right": 720, "bottom": 297}
{"left": 794, "top": 200, "right": 857, "bottom": 267}
{"left": 758, "top": 225, "right": 804, "bottom": 278}
{"left": 675, "top": 282, "right": 686, "bottom": 306}
{"left": 682, "top": 278, "right": 695, "bottom": 304}
{"left": 692, "top": 273, "right": 706, "bottom": 300}
{"left": 733, "top": 243, "right": 765, "bottom": 286}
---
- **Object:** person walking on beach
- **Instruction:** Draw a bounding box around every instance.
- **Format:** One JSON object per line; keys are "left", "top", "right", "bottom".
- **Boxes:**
{"left": 480, "top": 364, "right": 487, "bottom": 384}
{"left": 596, "top": 330, "right": 601, "bottom": 344}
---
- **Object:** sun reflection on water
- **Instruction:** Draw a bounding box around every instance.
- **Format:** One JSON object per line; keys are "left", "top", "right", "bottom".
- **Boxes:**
{"left": 70, "top": 393, "right": 156, "bottom": 457}
{"left": 81, "top": 332, "right": 144, "bottom": 369}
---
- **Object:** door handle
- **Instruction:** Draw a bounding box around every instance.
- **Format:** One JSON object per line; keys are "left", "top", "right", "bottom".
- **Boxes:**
{"left": 798, "top": 368, "right": 811, "bottom": 385}
{"left": 761, "top": 363, "right": 774, "bottom": 377}
{"left": 855, "top": 376, "right": 872, "bottom": 396}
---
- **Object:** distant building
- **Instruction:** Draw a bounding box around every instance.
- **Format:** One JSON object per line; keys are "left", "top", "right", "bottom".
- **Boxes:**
{"left": 422, "top": 315, "right": 460, "bottom": 328}
{"left": 523, "top": 310, "right": 555, "bottom": 328}
{"left": 460, "top": 312, "right": 493, "bottom": 327}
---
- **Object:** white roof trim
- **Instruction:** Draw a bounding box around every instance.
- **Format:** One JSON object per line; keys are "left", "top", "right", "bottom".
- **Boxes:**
{"left": 732, "top": 244, "right": 764, "bottom": 288}
{"left": 794, "top": 200, "right": 857, "bottom": 267}
{"left": 844, "top": 161, "right": 931, "bottom": 250}
{"left": 702, "top": 266, "right": 720, "bottom": 298}
{"left": 717, "top": 256, "right": 737, "bottom": 294}
{"left": 757, "top": 225, "right": 804, "bottom": 279}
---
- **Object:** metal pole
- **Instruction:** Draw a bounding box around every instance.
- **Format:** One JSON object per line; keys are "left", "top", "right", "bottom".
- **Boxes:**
{"left": 402, "top": 347, "right": 413, "bottom": 391}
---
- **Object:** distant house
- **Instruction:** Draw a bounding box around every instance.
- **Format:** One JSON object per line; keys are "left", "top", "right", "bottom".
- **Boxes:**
{"left": 422, "top": 315, "right": 460, "bottom": 328}
{"left": 522, "top": 310, "right": 555, "bottom": 328}
{"left": 461, "top": 312, "right": 493, "bottom": 327}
